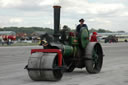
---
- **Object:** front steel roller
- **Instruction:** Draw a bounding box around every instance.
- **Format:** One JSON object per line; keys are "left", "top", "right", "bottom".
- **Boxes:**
{"left": 27, "top": 52, "right": 63, "bottom": 81}
{"left": 85, "top": 42, "right": 103, "bottom": 74}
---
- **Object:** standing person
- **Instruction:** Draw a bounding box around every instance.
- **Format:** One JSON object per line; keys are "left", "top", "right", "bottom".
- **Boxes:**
{"left": 90, "top": 32, "right": 98, "bottom": 42}
{"left": 76, "top": 18, "right": 88, "bottom": 33}
{"left": 1, "top": 38, "right": 4, "bottom": 45}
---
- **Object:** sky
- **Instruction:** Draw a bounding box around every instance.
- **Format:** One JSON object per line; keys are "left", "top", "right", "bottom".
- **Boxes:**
{"left": 0, "top": 0, "right": 128, "bottom": 32}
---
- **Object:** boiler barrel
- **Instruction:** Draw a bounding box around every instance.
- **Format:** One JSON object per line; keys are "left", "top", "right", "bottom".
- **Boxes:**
{"left": 63, "top": 45, "right": 73, "bottom": 57}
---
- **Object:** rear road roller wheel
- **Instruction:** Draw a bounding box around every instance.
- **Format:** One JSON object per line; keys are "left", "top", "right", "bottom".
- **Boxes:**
{"left": 27, "top": 52, "right": 63, "bottom": 81}
{"left": 85, "top": 42, "right": 103, "bottom": 74}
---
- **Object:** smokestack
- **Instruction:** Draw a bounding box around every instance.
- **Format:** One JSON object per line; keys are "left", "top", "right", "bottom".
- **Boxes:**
{"left": 53, "top": 5, "right": 61, "bottom": 42}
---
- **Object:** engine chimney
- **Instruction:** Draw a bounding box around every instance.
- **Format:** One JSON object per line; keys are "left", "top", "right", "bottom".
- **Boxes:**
{"left": 53, "top": 5, "right": 61, "bottom": 42}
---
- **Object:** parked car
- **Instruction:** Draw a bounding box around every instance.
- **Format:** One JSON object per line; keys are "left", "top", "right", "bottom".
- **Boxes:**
{"left": 105, "top": 35, "right": 118, "bottom": 43}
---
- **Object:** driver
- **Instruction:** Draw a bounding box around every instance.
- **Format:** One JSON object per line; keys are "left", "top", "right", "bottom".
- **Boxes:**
{"left": 76, "top": 18, "right": 88, "bottom": 33}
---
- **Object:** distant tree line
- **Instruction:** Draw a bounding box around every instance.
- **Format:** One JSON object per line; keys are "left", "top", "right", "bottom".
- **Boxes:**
{"left": 0, "top": 27, "right": 54, "bottom": 35}
{"left": 0, "top": 26, "right": 125, "bottom": 35}
{"left": 89, "top": 28, "right": 112, "bottom": 33}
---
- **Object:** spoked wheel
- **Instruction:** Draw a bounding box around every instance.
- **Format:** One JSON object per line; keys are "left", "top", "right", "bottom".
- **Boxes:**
{"left": 27, "top": 52, "right": 63, "bottom": 81}
{"left": 64, "top": 57, "right": 75, "bottom": 72}
{"left": 85, "top": 42, "right": 103, "bottom": 74}
{"left": 66, "top": 62, "right": 75, "bottom": 72}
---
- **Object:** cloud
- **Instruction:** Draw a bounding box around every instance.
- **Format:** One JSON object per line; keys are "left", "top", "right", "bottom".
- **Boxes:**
{"left": 61, "top": 0, "right": 125, "bottom": 16}
{"left": 0, "top": 0, "right": 128, "bottom": 31}
{"left": 88, "top": 18, "right": 111, "bottom": 23}
{"left": 39, "top": 0, "right": 54, "bottom": 6}
{"left": 0, "top": 0, "right": 44, "bottom": 11}
{"left": 87, "top": 3, "right": 124, "bottom": 15}
{"left": 0, "top": 0, "right": 22, "bottom": 8}
{"left": 120, "top": 12, "right": 128, "bottom": 17}
{"left": 0, "top": 0, "right": 125, "bottom": 16}
{"left": 9, "top": 18, "right": 23, "bottom": 23}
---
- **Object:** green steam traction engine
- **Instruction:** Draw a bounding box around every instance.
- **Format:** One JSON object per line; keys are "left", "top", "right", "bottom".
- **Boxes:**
{"left": 25, "top": 5, "right": 103, "bottom": 81}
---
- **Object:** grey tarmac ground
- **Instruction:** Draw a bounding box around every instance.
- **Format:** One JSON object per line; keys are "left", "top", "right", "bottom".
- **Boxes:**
{"left": 0, "top": 43, "right": 128, "bottom": 85}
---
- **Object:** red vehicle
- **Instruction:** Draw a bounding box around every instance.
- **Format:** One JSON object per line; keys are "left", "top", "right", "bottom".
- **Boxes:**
{"left": 2, "top": 35, "right": 16, "bottom": 41}
{"left": 8, "top": 35, "right": 16, "bottom": 40}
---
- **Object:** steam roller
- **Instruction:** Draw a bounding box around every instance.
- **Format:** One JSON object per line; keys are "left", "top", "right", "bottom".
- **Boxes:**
{"left": 25, "top": 4, "right": 104, "bottom": 81}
